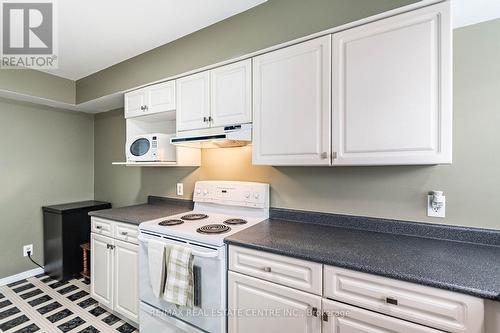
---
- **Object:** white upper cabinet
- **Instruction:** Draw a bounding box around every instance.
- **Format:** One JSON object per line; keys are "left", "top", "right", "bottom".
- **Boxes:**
{"left": 210, "top": 59, "right": 252, "bottom": 127}
{"left": 124, "top": 89, "right": 146, "bottom": 119}
{"left": 252, "top": 36, "right": 332, "bottom": 165}
{"left": 176, "top": 71, "right": 211, "bottom": 132}
{"left": 176, "top": 59, "right": 251, "bottom": 133}
{"left": 332, "top": 2, "right": 452, "bottom": 165}
{"left": 125, "top": 80, "right": 176, "bottom": 119}
{"left": 146, "top": 81, "right": 176, "bottom": 115}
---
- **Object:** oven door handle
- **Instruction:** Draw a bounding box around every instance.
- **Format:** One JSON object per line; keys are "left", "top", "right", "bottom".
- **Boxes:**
{"left": 139, "top": 235, "right": 220, "bottom": 258}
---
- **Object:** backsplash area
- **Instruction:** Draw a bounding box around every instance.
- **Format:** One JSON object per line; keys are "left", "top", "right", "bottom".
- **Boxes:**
{"left": 94, "top": 19, "right": 500, "bottom": 230}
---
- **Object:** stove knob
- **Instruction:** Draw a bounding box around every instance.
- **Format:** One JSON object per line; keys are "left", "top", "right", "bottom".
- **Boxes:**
{"left": 203, "top": 189, "right": 209, "bottom": 195}
{"left": 253, "top": 192, "right": 260, "bottom": 199}
{"left": 244, "top": 192, "right": 250, "bottom": 199}
{"left": 196, "top": 189, "right": 201, "bottom": 195}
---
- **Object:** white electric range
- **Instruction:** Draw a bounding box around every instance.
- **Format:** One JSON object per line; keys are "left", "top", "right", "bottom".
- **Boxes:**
{"left": 138, "top": 181, "right": 270, "bottom": 333}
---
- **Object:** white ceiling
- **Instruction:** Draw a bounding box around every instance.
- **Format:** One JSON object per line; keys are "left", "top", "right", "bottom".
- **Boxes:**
{"left": 453, "top": 0, "right": 500, "bottom": 28}
{"left": 43, "top": 0, "right": 266, "bottom": 80}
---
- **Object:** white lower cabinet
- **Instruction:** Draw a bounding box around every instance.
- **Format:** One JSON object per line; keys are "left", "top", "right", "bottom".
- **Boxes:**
{"left": 90, "top": 218, "right": 139, "bottom": 324}
{"left": 228, "top": 271, "right": 322, "bottom": 333}
{"left": 90, "top": 233, "right": 113, "bottom": 308}
{"left": 323, "top": 266, "right": 484, "bottom": 333}
{"left": 228, "top": 245, "right": 485, "bottom": 333}
{"left": 321, "top": 299, "right": 442, "bottom": 333}
{"left": 113, "top": 239, "right": 139, "bottom": 323}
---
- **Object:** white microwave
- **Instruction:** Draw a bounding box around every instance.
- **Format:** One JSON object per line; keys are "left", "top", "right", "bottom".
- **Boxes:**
{"left": 126, "top": 133, "right": 176, "bottom": 162}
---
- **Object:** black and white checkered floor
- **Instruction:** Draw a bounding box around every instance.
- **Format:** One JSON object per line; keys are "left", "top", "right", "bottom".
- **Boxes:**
{"left": 0, "top": 274, "right": 138, "bottom": 333}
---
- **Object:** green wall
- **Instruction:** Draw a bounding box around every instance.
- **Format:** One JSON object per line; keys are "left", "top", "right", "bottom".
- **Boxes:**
{"left": 76, "top": 0, "right": 419, "bottom": 103}
{"left": 93, "top": 19, "right": 500, "bottom": 230}
{"left": 0, "top": 99, "right": 94, "bottom": 278}
{"left": 0, "top": 69, "right": 75, "bottom": 104}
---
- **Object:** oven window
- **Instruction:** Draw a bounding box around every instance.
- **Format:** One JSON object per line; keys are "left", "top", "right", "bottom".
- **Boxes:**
{"left": 130, "top": 138, "right": 150, "bottom": 156}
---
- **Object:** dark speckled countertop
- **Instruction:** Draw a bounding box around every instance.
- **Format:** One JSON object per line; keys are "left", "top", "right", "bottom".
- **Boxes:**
{"left": 88, "top": 196, "right": 193, "bottom": 225}
{"left": 225, "top": 209, "right": 500, "bottom": 301}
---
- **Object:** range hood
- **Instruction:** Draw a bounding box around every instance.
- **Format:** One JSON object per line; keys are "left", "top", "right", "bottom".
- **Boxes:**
{"left": 170, "top": 123, "right": 252, "bottom": 148}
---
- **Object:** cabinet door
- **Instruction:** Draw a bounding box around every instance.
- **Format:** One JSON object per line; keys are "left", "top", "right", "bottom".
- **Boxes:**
{"left": 176, "top": 71, "right": 210, "bottom": 132}
{"left": 253, "top": 36, "right": 331, "bottom": 165}
{"left": 91, "top": 233, "right": 114, "bottom": 309}
{"left": 210, "top": 59, "right": 252, "bottom": 127}
{"left": 114, "top": 240, "right": 139, "bottom": 323}
{"left": 322, "top": 299, "right": 442, "bottom": 333}
{"left": 124, "top": 88, "right": 147, "bottom": 119}
{"left": 146, "top": 81, "right": 176, "bottom": 115}
{"left": 228, "top": 271, "right": 321, "bottom": 333}
{"left": 332, "top": 2, "right": 452, "bottom": 165}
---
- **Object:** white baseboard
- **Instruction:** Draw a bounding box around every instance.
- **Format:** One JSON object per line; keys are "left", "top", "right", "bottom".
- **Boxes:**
{"left": 0, "top": 267, "right": 45, "bottom": 286}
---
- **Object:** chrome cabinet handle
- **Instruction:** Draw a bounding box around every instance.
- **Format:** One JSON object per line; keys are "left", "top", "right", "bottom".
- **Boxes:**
{"left": 208, "top": 116, "right": 213, "bottom": 122}
{"left": 322, "top": 312, "right": 328, "bottom": 322}
{"left": 321, "top": 152, "right": 328, "bottom": 159}
{"left": 311, "top": 307, "right": 318, "bottom": 317}
{"left": 203, "top": 116, "right": 208, "bottom": 122}
{"left": 106, "top": 244, "right": 114, "bottom": 250}
{"left": 96, "top": 226, "right": 102, "bottom": 230}
{"left": 120, "top": 231, "right": 128, "bottom": 236}
{"left": 263, "top": 267, "right": 271, "bottom": 273}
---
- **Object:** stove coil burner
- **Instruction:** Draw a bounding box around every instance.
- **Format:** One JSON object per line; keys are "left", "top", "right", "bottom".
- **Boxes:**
{"left": 197, "top": 224, "right": 231, "bottom": 234}
{"left": 159, "top": 219, "right": 184, "bottom": 226}
{"left": 223, "top": 218, "right": 248, "bottom": 225}
{"left": 181, "top": 213, "right": 209, "bottom": 221}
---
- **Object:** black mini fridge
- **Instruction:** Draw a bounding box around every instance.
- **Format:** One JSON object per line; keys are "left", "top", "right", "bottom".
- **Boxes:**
{"left": 42, "top": 200, "right": 111, "bottom": 281}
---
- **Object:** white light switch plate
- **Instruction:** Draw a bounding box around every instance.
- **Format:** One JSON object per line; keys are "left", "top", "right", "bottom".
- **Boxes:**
{"left": 176, "top": 183, "right": 184, "bottom": 196}
{"left": 427, "top": 195, "right": 446, "bottom": 218}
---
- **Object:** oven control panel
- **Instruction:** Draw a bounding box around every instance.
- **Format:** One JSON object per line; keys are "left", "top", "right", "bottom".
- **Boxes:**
{"left": 193, "top": 181, "right": 269, "bottom": 208}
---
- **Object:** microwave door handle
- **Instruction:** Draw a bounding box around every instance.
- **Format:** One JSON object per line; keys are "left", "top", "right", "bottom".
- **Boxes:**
{"left": 138, "top": 235, "right": 220, "bottom": 259}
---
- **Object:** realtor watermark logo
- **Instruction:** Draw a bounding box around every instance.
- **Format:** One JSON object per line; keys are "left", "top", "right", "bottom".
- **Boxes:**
{"left": 1, "top": 0, "right": 57, "bottom": 69}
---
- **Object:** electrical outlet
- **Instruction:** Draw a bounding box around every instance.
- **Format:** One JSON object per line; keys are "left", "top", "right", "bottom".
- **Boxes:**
{"left": 23, "top": 244, "right": 33, "bottom": 257}
{"left": 176, "top": 183, "right": 184, "bottom": 196}
{"left": 427, "top": 194, "right": 446, "bottom": 218}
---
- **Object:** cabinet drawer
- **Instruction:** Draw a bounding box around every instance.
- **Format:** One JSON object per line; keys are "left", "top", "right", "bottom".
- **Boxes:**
{"left": 91, "top": 217, "right": 113, "bottom": 237}
{"left": 113, "top": 222, "right": 139, "bottom": 245}
{"left": 324, "top": 266, "right": 484, "bottom": 333}
{"left": 229, "top": 246, "right": 322, "bottom": 295}
{"left": 228, "top": 271, "right": 322, "bottom": 333}
{"left": 322, "top": 299, "right": 443, "bottom": 333}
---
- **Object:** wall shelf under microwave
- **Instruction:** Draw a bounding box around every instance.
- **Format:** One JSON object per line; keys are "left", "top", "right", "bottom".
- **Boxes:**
{"left": 112, "top": 161, "right": 182, "bottom": 167}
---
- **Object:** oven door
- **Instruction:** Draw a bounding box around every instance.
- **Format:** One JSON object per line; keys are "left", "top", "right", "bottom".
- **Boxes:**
{"left": 140, "top": 302, "right": 204, "bottom": 333}
{"left": 138, "top": 233, "right": 226, "bottom": 333}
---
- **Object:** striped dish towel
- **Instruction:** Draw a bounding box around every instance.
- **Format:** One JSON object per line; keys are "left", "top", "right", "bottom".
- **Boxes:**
{"left": 163, "top": 245, "right": 194, "bottom": 308}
